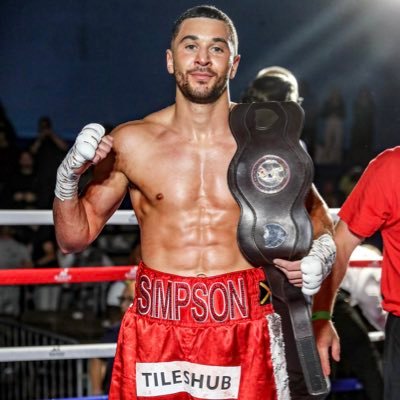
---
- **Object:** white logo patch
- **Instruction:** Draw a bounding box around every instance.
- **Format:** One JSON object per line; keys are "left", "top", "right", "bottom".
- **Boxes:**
{"left": 136, "top": 361, "right": 241, "bottom": 399}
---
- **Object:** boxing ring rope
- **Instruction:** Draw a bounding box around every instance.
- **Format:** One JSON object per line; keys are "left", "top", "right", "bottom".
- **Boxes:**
{"left": 0, "top": 209, "right": 137, "bottom": 225}
{"left": 0, "top": 343, "right": 116, "bottom": 362}
{"left": 0, "top": 260, "right": 383, "bottom": 287}
{"left": 0, "top": 266, "right": 137, "bottom": 285}
{"left": 0, "top": 208, "right": 384, "bottom": 398}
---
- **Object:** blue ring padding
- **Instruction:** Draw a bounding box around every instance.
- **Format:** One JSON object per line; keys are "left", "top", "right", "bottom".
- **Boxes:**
{"left": 331, "top": 378, "right": 364, "bottom": 392}
{"left": 48, "top": 396, "right": 108, "bottom": 400}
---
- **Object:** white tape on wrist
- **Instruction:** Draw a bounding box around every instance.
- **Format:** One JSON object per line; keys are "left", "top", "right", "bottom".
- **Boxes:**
{"left": 54, "top": 123, "right": 105, "bottom": 201}
{"left": 301, "top": 233, "right": 336, "bottom": 296}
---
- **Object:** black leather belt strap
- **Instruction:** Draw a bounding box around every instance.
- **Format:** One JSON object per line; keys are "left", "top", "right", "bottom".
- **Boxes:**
{"left": 228, "top": 102, "right": 329, "bottom": 397}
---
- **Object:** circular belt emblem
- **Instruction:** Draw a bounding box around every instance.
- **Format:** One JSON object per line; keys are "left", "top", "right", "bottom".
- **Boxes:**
{"left": 251, "top": 155, "right": 290, "bottom": 194}
{"left": 263, "top": 223, "right": 288, "bottom": 248}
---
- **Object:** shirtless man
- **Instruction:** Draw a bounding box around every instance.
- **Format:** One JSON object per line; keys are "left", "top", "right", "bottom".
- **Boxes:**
{"left": 53, "top": 6, "right": 336, "bottom": 399}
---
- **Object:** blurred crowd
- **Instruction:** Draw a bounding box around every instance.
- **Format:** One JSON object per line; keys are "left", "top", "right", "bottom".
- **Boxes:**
{"left": 0, "top": 105, "right": 139, "bottom": 322}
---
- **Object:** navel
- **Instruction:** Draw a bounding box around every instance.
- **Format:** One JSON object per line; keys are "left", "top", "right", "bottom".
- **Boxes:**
{"left": 156, "top": 193, "right": 164, "bottom": 200}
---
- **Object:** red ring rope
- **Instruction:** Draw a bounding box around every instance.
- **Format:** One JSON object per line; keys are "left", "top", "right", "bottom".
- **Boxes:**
{"left": 0, "top": 260, "right": 381, "bottom": 286}
{"left": 0, "top": 266, "right": 137, "bottom": 285}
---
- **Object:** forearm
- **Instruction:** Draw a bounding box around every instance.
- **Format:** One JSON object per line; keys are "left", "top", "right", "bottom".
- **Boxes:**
{"left": 312, "top": 219, "right": 363, "bottom": 313}
{"left": 52, "top": 123, "right": 110, "bottom": 252}
{"left": 53, "top": 197, "right": 93, "bottom": 253}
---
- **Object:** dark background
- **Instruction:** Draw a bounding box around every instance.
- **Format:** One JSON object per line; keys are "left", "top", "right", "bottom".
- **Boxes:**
{"left": 1, "top": 0, "right": 400, "bottom": 150}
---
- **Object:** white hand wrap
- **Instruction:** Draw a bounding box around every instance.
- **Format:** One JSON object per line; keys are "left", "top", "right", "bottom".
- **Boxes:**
{"left": 54, "top": 123, "right": 105, "bottom": 201}
{"left": 301, "top": 233, "right": 336, "bottom": 296}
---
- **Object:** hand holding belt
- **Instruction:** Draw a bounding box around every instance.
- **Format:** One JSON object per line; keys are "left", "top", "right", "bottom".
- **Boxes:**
{"left": 227, "top": 101, "right": 329, "bottom": 397}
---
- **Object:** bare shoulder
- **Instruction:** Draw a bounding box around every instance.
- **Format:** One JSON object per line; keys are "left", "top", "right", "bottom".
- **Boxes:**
{"left": 111, "top": 106, "right": 174, "bottom": 149}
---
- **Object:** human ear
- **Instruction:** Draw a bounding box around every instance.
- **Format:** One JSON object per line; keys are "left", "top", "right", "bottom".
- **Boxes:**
{"left": 229, "top": 54, "right": 241, "bottom": 79}
{"left": 166, "top": 49, "right": 174, "bottom": 74}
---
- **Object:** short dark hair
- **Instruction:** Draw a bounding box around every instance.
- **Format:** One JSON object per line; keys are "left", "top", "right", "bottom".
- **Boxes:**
{"left": 242, "top": 66, "right": 301, "bottom": 104}
{"left": 171, "top": 5, "right": 238, "bottom": 55}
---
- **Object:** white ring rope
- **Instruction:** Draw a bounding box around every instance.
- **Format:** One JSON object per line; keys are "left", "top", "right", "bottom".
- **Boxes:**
{"left": 0, "top": 332, "right": 382, "bottom": 363}
{"left": 0, "top": 209, "right": 339, "bottom": 226}
{"left": 0, "top": 209, "right": 138, "bottom": 225}
{"left": 0, "top": 343, "right": 116, "bottom": 363}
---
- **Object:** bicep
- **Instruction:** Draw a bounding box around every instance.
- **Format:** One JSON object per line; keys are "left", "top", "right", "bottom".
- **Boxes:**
{"left": 81, "top": 156, "right": 129, "bottom": 232}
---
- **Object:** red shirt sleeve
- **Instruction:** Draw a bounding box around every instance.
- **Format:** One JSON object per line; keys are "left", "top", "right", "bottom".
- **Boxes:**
{"left": 339, "top": 152, "right": 393, "bottom": 237}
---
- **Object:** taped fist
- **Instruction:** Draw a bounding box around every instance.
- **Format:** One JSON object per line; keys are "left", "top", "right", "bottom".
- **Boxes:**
{"left": 301, "top": 234, "right": 336, "bottom": 296}
{"left": 55, "top": 123, "right": 113, "bottom": 201}
{"left": 273, "top": 233, "right": 336, "bottom": 296}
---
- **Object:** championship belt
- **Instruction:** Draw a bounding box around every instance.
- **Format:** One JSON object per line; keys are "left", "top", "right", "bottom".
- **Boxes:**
{"left": 228, "top": 101, "right": 329, "bottom": 397}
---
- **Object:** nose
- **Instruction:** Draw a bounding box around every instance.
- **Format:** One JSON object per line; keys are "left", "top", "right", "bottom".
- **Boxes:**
{"left": 195, "top": 47, "right": 211, "bottom": 66}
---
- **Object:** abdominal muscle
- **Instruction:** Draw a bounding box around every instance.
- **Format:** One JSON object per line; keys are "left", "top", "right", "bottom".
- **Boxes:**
{"left": 138, "top": 204, "right": 254, "bottom": 277}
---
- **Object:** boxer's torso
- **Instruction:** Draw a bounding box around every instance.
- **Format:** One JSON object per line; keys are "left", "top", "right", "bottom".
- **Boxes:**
{"left": 112, "top": 105, "right": 254, "bottom": 276}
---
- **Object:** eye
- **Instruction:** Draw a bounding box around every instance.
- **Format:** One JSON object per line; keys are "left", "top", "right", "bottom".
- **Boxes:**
{"left": 211, "top": 46, "right": 224, "bottom": 54}
{"left": 185, "top": 44, "right": 197, "bottom": 51}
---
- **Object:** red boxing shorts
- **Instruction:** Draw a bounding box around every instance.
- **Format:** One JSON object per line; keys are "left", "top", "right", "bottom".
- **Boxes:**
{"left": 109, "top": 262, "right": 289, "bottom": 400}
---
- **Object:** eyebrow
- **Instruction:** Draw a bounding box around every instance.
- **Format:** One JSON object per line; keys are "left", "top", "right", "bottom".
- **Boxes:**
{"left": 179, "top": 35, "right": 229, "bottom": 47}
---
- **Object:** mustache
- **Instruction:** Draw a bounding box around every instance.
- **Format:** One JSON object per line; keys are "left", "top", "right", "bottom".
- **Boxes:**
{"left": 187, "top": 67, "right": 216, "bottom": 75}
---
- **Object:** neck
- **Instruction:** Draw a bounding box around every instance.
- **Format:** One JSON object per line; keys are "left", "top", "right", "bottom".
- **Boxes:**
{"left": 173, "top": 89, "right": 233, "bottom": 140}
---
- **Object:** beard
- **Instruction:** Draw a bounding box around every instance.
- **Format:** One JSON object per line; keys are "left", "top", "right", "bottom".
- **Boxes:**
{"left": 175, "top": 67, "right": 229, "bottom": 104}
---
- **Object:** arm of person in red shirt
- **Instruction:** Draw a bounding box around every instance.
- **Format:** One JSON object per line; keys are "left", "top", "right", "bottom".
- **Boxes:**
{"left": 312, "top": 219, "right": 364, "bottom": 376}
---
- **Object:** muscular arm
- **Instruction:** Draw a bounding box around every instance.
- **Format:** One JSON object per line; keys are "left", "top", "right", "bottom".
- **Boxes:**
{"left": 53, "top": 149, "right": 129, "bottom": 253}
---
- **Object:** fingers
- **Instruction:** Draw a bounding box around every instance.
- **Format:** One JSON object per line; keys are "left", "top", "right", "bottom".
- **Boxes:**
{"left": 275, "top": 266, "right": 302, "bottom": 286}
{"left": 315, "top": 328, "right": 331, "bottom": 376}
{"left": 331, "top": 337, "right": 341, "bottom": 363}
{"left": 314, "top": 321, "right": 340, "bottom": 377}
{"left": 92, "top": 136, "right": 114, "bottom": 164}
{"left": 318, "top": 335, "right": 340, "bottom": 376}
{"left": 318, "top": 346, "right": 331, "bottom": 377}
{"left": 274, "top": 258, "right": 303, "bottom": 286}
{"left": 273, "top": 258, "right": 325, "bottom": 293}
{"left": 273, "top": 258, "right": 301, "bottom": 271}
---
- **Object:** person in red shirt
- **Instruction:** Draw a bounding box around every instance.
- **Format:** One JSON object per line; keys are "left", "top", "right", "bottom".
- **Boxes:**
{"left": 314, "top": 146, "right": 400, "bottom": 399}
